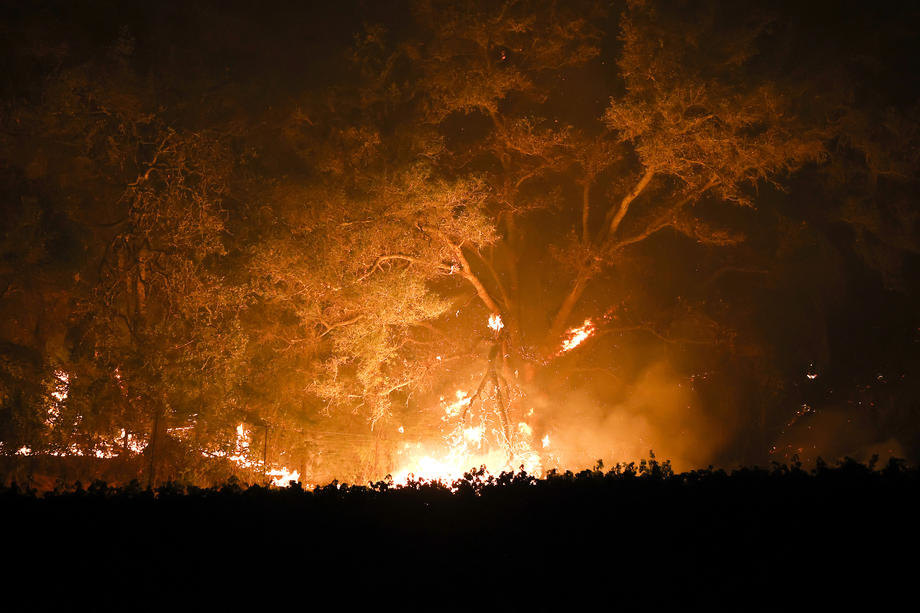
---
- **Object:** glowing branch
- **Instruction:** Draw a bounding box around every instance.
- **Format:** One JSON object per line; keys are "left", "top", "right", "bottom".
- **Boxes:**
{"left": 355, "top": 254, "right": 452, "bottom": 283}
{"left": 604, "top": 168, "right": 656, "bottom": 238}
{"left": 319, "top": 314, "right": 365, "bottom": 337}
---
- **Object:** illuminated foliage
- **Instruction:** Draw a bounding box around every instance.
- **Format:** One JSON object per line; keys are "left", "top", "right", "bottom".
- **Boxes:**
{"left": 0, "top": 0, "right": 918, "bottom": 484}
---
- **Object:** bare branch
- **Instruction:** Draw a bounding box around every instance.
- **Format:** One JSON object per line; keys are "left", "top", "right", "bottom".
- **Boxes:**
{"left": 319, "top": 314, "right": 365, "bottom": 337}
{"left": 378, "top": 379, "right": 413, "bottom": 397}
{"left": 355, "top": 254, "right": 451, "bottom": 283}
{"left": 453, "top": 246, "right": 503, "bottom": 315}
{"left": 604, "top": 168, "right": 656, "bottom": 239}
{"left": 422, "top": 225, "right": 504, "bottom": 315}
{"left": 606, "top": 324, "right": 720, "bottom": 346}
{"left": 701, "top": 266, "right": 770, "bottom": 291}
{"left": 581, "top": 179, "right": 591, "bottom": 245}
{"left": 609, "top": 178, "right": 719, "bottom": 253}
{"left": 472, "top": 248, "right": 512, "bottom": 312}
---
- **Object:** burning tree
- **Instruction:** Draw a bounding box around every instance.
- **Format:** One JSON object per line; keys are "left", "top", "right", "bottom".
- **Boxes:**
{"left": 266, "top": 0, "right": 853, "bottom": 473}
{"left": 1, "top": 0, "right": 918, "bottom": 484}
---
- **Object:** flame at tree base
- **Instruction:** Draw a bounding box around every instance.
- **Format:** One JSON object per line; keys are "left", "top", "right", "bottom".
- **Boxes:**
{"left": 390, "top": 444, "right": 543, "bottom": 485}
{"left": 387, "top": 383, "right": 547, "bottom": 485}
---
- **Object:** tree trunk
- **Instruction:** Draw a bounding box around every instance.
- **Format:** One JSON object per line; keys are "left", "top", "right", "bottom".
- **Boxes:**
{"left": 262, "top": 425, "right": 269, "bottom": 484}
{"left": 373, "top": 430, "right": 380, "bottom": 480}
{"left": 147, "top": 407, "right": 162, "bottom": 489}
{"left": 605, "top": 168, "right": 655, "bottom": 239}
{"left": 504, "top": 216, "right": 522, "bottom": 336}
{"left": 546, "top": 269, "right": 591, "bottom": 351}
{"left": 455, "top": 245, "right": 503, "bottom": 315}
{"left": 581, "top": 179, "right": 592, "bottom": 245}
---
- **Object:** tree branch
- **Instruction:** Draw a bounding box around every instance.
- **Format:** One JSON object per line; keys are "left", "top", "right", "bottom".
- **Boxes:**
{"left": 609, "top": 177, "right": 719, "bottom": 253}
{"left": 546, "top": 265, "right": 592, "bottom": 349}
{"left": 701, "top": 266, "right": 770, "bottom": 292}
{"left": 471, "top": 248, "right": 512, "bottom": 312}
{"left": 378, "top": 379, "right": 413, "bottom": 397}
{"left": 453, "top": 246, "right": 503, "bottom": 315}
{"left": 547, "top": 178, "right": 720, "bottom": 348}
{"left": 606, "top": 324, "right": 719, "bottom": 345}
{"left": 422, "top": 225, "right": 504, "bottom": 316}
{"left": 319, "top": 314, "right": 365, "bottom": 337}
{"left": 127, "top": 130, "right": 174, "bottom": 187}
{"left": 355, "top": 254, "right": 451, "bottom": 283}
{"left": 603, "top": 168, "right": 655, "bottom": 240}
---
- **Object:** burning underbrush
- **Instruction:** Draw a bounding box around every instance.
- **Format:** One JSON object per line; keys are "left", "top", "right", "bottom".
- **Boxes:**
{"left": 383, "top": 351, "right": 727, "bottom": 487}
{"left": 390, "top": 388, "right": 546, "bottom": 486}
{"left": 3, "top": 454, "right": 913, "bottom": 497}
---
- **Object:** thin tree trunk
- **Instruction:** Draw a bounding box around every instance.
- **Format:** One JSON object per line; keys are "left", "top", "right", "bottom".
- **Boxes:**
{"left": 373, "top": 430, "right": 380, "bottom": 480}
{"left": 119, "top": 249, "right": 133, "bottom": 321}
{"left": 147, "top": 408, "right": 161, "bottom": 489}
{"left": 454, "top": 245, "right": 503, "bottom": 315}
{"left": 547, "top": 173, "right": 712, "bottom": 351}
{"left": 475, "top": 247, "right": 513, "bottom": 316}
{"left": 503, "top": 215, "right": 522, "bottom": 333}
{"left": 473, "top": 246, "right": 521, "bottom": 348}
{"left": 136, "top": 260, "right": 147, "bottom": 319}
{"left": 262, "top": 425, "right": 269, "bottom": 484}
{"left": 546, "top": 268, "right": 591, "bottom": 350}
{"left": 491, "top": 368, "right": 512, "bottom": 454}
{"left": 581, "top": 179, "right": 592, "bottom": 245}
{"left": 604, "top": 168, "right": 655, "bottom": 239}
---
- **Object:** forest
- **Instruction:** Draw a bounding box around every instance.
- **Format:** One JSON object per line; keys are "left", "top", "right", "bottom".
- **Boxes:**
{"left": 1, "top": 0, "right": 919, "bottom": 488}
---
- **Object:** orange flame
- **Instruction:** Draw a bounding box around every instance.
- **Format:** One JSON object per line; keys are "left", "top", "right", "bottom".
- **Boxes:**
{"left": 390, "top": 388, "right": 545, "bottom": 486}
{"left": 487, "top": 313, "right": 504, "bottom": 333}
{"left": 559, "top": 319, "right": 596, "bottom": 353}
{"left": 267, "top": 467, "right": 301, "bottom": 487}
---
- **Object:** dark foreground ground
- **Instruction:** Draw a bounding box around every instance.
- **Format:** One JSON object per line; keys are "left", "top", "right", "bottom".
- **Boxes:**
{"left": 3, "top": 459, "right": 918, "bottom": 610}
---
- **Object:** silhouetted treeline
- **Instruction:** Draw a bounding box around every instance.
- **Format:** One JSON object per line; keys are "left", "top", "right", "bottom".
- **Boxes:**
{"left": 4, "top": 458, "right": 917, "bottom": 609}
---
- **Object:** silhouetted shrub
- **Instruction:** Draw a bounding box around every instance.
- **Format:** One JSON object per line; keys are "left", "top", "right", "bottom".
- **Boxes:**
{"left": 2, "top": 458, "right": 917, "bottom": 608}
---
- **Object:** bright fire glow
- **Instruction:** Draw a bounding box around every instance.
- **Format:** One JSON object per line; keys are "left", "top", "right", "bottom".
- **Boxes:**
{"left": 487, "top": 313, "right": 504, "bottom": 332}
{"left": 18, "top": 414, "right": 303, "bottom": 485}
{"left": 118, "top": 429, "right": 148, "bottom": 454}
{"left": 444, "top": 390, "right": 472, "bottom": 417}
{"left": 390, "top": 388, "right": 544, "bottom": 486}
{"left": 560, "top": 319, "right": 596, "bottom": 353}
{"left": 202, "top": 423, "right": 301, "bottom": 486}
{"left": 206, "top": 423, "right": 254, "bottom": 468}
{"left": 391, "top": 443, "right": 541, "bottom": 486}
{"left": 50, "top": 370, "right": 70, "bottom": 403}
{"left": 44, "top": 370, "right": 70, "bottom": 427}
{"left": 267, "top": 467, "right": 300, "bottom": 487}
{"left": 463, "top": 425, "right": 483, "bottom": 444}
